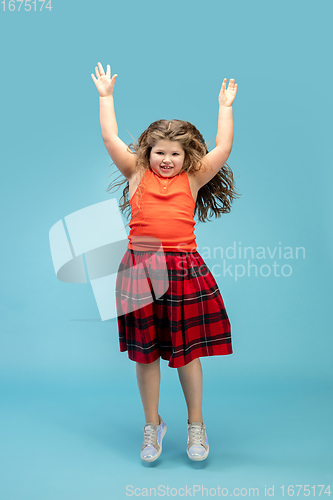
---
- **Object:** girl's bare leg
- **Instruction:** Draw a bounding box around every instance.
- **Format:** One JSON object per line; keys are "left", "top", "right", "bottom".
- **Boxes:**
{"left": 177, "top": 358, "right": 204, "bottom": 424}
{"left": 136, "top": 357, "right": 161, "bottom": 425}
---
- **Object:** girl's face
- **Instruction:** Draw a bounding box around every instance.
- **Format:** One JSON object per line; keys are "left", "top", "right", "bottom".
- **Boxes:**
{"left": 149, "top": 139, "right": 185, "bottom": 177}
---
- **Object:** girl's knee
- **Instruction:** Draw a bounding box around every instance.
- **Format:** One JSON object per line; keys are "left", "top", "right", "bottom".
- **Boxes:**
{"left": 136, "top": 357, "right": 160, "bottom": 368}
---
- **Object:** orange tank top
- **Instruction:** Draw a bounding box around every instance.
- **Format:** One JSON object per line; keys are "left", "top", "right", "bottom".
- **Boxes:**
{"left": 127, "top": 167, "right": 197, "bottom": 252}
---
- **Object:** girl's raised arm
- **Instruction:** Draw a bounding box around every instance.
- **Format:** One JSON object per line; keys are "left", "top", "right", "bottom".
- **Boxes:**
{"left": 91, "top": 62, "right": 136, "bottom": 180}
{"left": 190, "top": 78, "right": 238, "bottom": 190}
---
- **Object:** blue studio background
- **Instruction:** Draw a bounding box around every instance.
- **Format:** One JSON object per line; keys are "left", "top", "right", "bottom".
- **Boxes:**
{"left": 0, "top": 0, "right": 332, "bottom": 499}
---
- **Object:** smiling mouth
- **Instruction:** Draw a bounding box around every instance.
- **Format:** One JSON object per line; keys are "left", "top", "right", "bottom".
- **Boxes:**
{"left": 160, "top": 165, "right": 173, "bottom": 170}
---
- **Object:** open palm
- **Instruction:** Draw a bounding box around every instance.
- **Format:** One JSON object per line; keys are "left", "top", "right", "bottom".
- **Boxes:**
{"left": 91, "top": 62, "right": 118, "bottom": 97}
{"left": 218, "top": 78, "right": 238, "bottom": 107}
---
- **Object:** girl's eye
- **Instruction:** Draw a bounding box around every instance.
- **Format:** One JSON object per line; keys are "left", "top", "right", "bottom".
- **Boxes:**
{"left": 155, "top": 151, "right": 180, "bottom": 156}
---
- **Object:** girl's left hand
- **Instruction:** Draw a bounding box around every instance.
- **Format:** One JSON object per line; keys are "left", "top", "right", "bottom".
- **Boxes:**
{"left": 218, "top": 78, "right": 238, "bottom": 107}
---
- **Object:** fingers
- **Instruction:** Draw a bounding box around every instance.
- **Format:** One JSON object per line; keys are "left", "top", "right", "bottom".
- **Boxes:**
{"left": 94, "top": 62, "right": 117, "bottom": 82}
{"left": 97, "top": 61, "right": 105, "bottom": 76}
{"left": 220, "top": 78, "right": 238, "bottom": 92}
{"left": 227, "top": 79, "right": 237, "bottom": 91}
{"left": 94, "top": 62, "right": 106, "bottom": 79}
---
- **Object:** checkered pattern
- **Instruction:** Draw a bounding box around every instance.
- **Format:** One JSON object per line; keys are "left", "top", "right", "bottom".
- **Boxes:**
{"left": 115, "top": 249, "right": 232, "bottom": 368}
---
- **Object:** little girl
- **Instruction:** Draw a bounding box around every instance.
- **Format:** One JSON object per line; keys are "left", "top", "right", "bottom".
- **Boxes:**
{"left": 91, "top": 62, "right": 239, "bottom": 463}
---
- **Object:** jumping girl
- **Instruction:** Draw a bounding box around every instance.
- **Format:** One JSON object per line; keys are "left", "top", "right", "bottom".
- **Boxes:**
{"left": 91, "top": 62, "right": 239, "bottom": 463}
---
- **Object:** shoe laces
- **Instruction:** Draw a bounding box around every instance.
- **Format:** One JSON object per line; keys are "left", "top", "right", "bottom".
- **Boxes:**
{"left": 143, "top": 424, "right": 158, "bottom": 447}
{"left": 188, "top": 423, "right": 205, "bottom": 446}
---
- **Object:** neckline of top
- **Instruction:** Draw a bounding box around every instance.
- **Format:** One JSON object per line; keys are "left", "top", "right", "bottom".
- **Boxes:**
{"left": 148, "top": 167, "right": 183, "bottom": 180}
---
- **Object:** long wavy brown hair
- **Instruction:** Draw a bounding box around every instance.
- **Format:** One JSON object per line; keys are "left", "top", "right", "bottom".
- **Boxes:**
{"left": 106, "top": 119, "right": 240, "bottom": 227}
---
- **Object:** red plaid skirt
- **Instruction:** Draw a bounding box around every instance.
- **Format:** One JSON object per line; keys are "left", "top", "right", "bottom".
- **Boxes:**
{"left": 115, "top": 249, "right": 232, "bottom": 368}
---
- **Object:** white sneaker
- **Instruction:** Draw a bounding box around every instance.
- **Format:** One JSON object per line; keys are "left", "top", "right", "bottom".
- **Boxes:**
{"left": 140, "top": 415, "right": 167, "bottom": 462}
{"left": 187, "top": 420, "right": 209, "bottom": 461}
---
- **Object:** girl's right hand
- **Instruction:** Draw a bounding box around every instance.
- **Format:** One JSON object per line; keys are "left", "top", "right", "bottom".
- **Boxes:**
{"left": 91, "top": 62, "right": 118, "bottom": 97}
